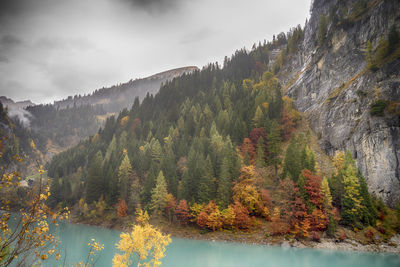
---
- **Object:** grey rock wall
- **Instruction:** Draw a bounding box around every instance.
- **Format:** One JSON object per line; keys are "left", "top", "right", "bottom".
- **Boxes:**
{"left": 282, "top": 0, "right": 400, "bottom": 205}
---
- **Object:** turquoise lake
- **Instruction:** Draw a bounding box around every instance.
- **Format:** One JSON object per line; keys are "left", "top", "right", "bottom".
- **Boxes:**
{"left": 20, "top": 220, "right": 398, "bottom": 267}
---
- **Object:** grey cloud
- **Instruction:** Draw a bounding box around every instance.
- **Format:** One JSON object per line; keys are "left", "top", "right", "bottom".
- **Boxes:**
{"left": 0, "top": 56, "right": 9, "bottom": 63}
{"left": 33, "top": 37, "right": 94, "bottom": 52}
{"left": 0, "top": 34, "right": 22, "bottom": 46}
{"left": 0, "top": 0, "right": 312, "bottom": 104}
{"left": 181, "top": 28, "right": 217, "bottom": 44}
{"left": 120, "top": 0, "right": 182, "bottom": 14}
{"left": 0, "top": 0, "right": 53, "bottom": 18}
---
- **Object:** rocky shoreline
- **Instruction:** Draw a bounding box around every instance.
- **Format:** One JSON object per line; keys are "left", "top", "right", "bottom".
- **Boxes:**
{"left": 72, "top": 215, "right": 400, "bottom": 254}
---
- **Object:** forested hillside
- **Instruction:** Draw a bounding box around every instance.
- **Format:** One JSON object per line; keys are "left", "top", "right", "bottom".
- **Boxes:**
{"left": 0, "top": 102, "right": 42, "bottom": 174}
{"left": 47, "top": 38, "right": 398, "bottom": 237}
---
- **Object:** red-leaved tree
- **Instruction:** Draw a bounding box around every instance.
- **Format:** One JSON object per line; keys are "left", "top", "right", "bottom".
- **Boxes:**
{"left": 175, "top": 199, "right": 190, "bottom": 225}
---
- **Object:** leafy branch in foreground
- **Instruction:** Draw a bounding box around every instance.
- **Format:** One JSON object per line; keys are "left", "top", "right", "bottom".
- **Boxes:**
{"left": 0, "top": 140, "right": 69, "bottom": 266}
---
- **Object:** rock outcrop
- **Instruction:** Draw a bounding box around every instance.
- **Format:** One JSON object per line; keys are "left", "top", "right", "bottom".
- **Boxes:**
{"left": 280, "top": 0, "right": 400, "bottom": 205}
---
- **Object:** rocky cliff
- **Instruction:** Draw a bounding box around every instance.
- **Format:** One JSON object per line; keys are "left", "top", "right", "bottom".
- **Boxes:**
{"left": 280, "top": 0, "right": 400, "bottom": 205}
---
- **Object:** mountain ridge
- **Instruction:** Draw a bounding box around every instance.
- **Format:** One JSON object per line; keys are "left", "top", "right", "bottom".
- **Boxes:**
{"left": 52, "top": 66, "right": 198, "bottom": 113}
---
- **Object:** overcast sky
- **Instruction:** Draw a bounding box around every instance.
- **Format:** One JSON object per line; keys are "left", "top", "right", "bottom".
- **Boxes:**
{"left": 0, "top": 0, "right": 311, "bottom": 104}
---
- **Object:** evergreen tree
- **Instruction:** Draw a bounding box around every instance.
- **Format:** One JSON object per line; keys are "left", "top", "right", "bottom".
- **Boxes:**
{"left": 86, "top": 151, "right": 104, "bottom": 203}
{"left": 358, "top": 171, "right": 377, "bottom": 226}
{"left": 283, "top": 134, "right": 301, "bottom": 181}
{"left": 301, "top": 145, "right": 315, "bottom": 173}
{"left": 341, "top": 164, "right": 364, "bottom": 228}
{"left": 252, "top": 106, "right": 264, "bottom": 128}
{"left": 105, "top": 135, "right": 117, "bottom": 161}
{"left": 198, "top": 157, "right": 216, "bottom": 204}
{"left": 255, "top": 136, "right": 266, "bottom": 168}
{"left": 321, "top": 177, "right": 333, "bottom": 211}
{"left": 267, "top": 120, "right": 282, "bottom": 185}
{"left": 217, "top": 156, "right": 232, "bottom": 208}
{"left": 150, "top": 139, "right": 163, "bottom": 164}
{"left": 129, "top": 171, "right": 141, "bottom": 212}
{"left": 150, "top": 171, "right": 168, "bottom": 217}
{"left": 118, "top": 151, "right": 132, "bottom": 200}
{"left": 317, "top": 14, "right": 328, "bottom": 45}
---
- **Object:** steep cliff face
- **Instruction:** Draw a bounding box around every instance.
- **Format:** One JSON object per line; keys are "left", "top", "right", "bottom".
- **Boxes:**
{"left": 281, "top": 0, "right": 400, "bottom": 205}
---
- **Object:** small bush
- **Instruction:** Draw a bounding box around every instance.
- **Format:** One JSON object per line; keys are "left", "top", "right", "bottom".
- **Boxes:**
{"left": 311, "top": 231, "right": 321, "bottom": 242}
{"left": 378, "top": 210, "right": 386, "bottom": 221}
{"left": 338, "top": 231, "right": 347, "bottom": 242}
{"left": 356, "top": 90, "right": 367, "bottom": 98}
{"left": 370, "top": 100, "right": 388, "bottom": 116}
{"left": 377, "top": 226, "right": 386, "bottom": 235}
{"left": 327, "top": 215, "right": 337, "bottom": 238}
{"left": 365, "top": 228, "right": 374, "bottom": 239}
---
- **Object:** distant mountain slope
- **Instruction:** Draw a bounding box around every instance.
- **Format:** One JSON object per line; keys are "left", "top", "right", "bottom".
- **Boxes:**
{"left": 0, "top": 96, "right": 35, "bottom": 127}
{"left": 1, "top": 66, "right": 198, "bottom": 153}
{"left": 53, "top": 66, "right": 198, "bottom": 113}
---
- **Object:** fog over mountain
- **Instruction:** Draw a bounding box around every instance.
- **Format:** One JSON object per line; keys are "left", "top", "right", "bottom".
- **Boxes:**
{"left": 0, "top": 0, "right": 311, "bottom": 104}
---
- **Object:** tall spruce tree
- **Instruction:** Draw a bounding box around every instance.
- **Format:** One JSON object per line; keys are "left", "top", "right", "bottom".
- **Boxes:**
{"left": 150, "top": 171, "right": 168, "bottom": 217}
{"left": 267, "top": 120, "right": 282, "bottom": 185}
{"left": 86, "top": 151, "right": 104, "bottom": 203}
{"left": 256, "top": 136, "right": 266, "bottom": 168}
{"left": 341, "top": 164, "right": 364, "bottom": 228}
{"left": 217, "top": 156, "right": 232, "bottom": 208}
{"left": 118, "top": 151, "right": 132, "bottom": 200}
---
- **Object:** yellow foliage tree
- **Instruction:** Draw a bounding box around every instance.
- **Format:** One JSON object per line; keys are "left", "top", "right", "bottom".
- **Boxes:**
{"left": 113, "top": 209, "right": 171, "bottom": 267}
{"left": 120, "top": 116, "right": 130, "bottom": 127}
{"left": 320, "top": 177, "right": 333, "bottom": 211}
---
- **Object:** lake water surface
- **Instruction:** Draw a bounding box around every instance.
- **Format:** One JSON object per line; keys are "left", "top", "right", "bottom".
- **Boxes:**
{"left": 34, "top": 221, "right": 400, "bottom": 267}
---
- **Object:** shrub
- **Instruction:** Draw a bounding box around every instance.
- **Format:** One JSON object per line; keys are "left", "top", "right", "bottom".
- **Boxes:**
{"left": 356, "top": 90, "right": 367, "bottom": 98}
{"left": 327, "top": 215, "right": 337, "bottom": 238}
{"left": 311, "top": 231, "right": 321, "bottom": 242}
{"left": 370, "top": 100, "right": 388, "bottom": 116}
{"left": 117, "top": 199, "right": 128, "bottom": 217}
{"left": 365, "top": 227, "right": 374, "bottom": 239}
{"left": 318, "top": 14, "right": 328, "bottom": 45}
{"left": 377, "top": 226, "right": 386, "bottom": 235}
{"left": 338, "top": 231, "right": 347, "bottom": 242}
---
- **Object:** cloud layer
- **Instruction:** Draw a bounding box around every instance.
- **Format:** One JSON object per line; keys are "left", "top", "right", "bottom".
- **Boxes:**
{"left": 0, "top": 0, "right": 311, "bottom": 104}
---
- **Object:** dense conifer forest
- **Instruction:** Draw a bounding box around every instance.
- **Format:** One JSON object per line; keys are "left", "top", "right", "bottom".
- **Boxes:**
{"left": 46, "top": 37, "right": 399, "bottom": 237}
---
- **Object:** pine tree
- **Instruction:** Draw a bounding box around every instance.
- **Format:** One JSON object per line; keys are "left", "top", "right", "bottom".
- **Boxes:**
{"left": 358, "top": 171, "right": 377, "bottom": 226}
{"left": 321, "top": 177, "right": 333, "bottom": 211}
{"left": 150, "top": 171, "right": 168, "bottom": 217}
{"left": 129, "top": 171, "right": 141, "bottom": 212}
{"left": 283, "top": 134, "right": 301, "bottom": 181}
{"left": 301, "top": 146, "right": 316, "bottom": 173}
{"left": 118, "top": 151, "right": 132, "bottom": 200}
{"left": 255, "top": 136, "right": 266, "bottom": 168}
{"left": 341, "top": 164, "right": 364, "bottom": 228}
{"left": 217, "top": 156, "right": 232, "bottom": 208}
{"left": 252, "top": 106, "right": 264, "bottom": 128}
{"left": 317, "top": 14, "right": 328, "bottom": 45}
{"left": 267, "top": 120, "right": 282, "bottom": 185}
{"left": 86, "top": 151, "right": 103, "bottom": 203}
{"left": 150, "top": 139, "right": 163, "bottom": 164}
{"left": 198, "top": 157, "right": 216, "bottom": 204}
{"left": 105, "top": 135, "right": 117, "bottom": 161}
